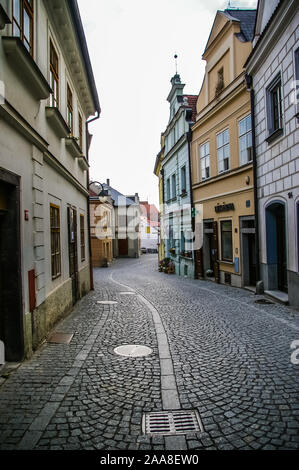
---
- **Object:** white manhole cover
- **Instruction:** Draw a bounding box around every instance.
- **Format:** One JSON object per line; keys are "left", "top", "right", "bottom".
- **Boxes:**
{"left": 114, "top": 345, "right": 153, "bottom": 357}
{"left": 97, "top": 301, "right": 118, "bottom": 305}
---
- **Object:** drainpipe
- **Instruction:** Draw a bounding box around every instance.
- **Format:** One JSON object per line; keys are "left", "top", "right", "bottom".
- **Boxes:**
{"left": 187, "top": 128, "right": 196, "bottom": 280}
{"left": 86, "top": 111, "right": 100, "bottom": 291}
{"left": 245, "top": 74, "right": 260, "bottom": 284}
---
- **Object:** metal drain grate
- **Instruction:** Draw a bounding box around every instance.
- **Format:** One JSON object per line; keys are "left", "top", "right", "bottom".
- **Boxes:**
{"left": 142, "top": 410, "right": 203, "bottom": 436}
{"left": 47, "top": 332, "right": 74, "bottom": 344}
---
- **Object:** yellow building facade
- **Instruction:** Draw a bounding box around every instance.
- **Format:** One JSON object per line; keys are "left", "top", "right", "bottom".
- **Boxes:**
{"left": 191, "top": 8, "right": 257, "bottom": 288}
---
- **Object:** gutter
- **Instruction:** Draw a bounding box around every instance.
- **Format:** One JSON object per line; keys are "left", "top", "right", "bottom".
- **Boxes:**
{"left": 245, "top": 73, "right": 260, "bottom": 285}
{"left": 86, "top": 111, "right": 100, "bottom": 291}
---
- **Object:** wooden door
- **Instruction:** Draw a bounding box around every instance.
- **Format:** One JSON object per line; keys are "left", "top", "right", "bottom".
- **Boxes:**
{"left": 118, "top": 238, "right": 129, "bottom": 256}
{"left": 212, "top": 221, "right": 220, "bottom": 283}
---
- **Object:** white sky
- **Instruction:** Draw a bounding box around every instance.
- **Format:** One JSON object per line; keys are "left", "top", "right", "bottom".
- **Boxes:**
{"left": 78, "top": 0, "right": 257, "bottom": 207}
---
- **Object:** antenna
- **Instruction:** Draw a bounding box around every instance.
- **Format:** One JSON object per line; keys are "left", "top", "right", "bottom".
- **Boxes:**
{"left": 174, "top": 53, "right": 178, "bottom": 74}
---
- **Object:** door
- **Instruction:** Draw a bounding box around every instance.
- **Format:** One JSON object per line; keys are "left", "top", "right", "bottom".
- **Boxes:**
{"left": 68, "top": 206, "right": 79, "bottom": 304}
{"left": 0, "top": 175, "right": 23, "bottom": 361}
{"left": 266, "top": 202, "right": 288, "bottom": 292}
{"left": 118, "top": 238, "right": 129, "bottom": 256}
{"left": 276, "top": 205, "right": 287, "bottom": 292}
{"left": 248, "top": 233, "right": 256, "bottom": 286}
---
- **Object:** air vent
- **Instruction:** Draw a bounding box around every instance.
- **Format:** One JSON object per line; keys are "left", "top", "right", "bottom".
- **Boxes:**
{"left": 142, "top": 410, "right": 203, "bottom": 436}
{"left": 224, "top": 272, "right": 231, "bottom": 285}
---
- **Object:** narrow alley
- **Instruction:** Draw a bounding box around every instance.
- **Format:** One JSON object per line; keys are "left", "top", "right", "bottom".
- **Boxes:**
{"left": 0, "top": 255, "right": 298, "bottom": 451}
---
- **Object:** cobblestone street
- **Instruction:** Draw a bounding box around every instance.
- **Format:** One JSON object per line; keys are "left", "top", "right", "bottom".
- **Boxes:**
{"left": 0, "top": 255, "right": 298, "bottom": 451}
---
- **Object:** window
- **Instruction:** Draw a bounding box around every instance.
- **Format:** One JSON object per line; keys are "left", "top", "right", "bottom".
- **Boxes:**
{"left": 215, "top": 67, "right": 224, "bottom": 96}
{"left": 200, "top": 142, "right": 210, "bottom": 180}
{"left": 266, "top": 74, "right": 283, "bottom": 140}
{"left": 294, "top": 48, "right": 299, "bottom": 117}
{"left": 181, "top": 166, "right": 187, "bottom": 193}
{"left": 80, "top": 215, "right": 85, "bottom": 261}
{"left": 221, "top": 220, "right": 233, "bottom": 262}
{"left": 78, "top": 112, "right": 83, "bottom": 150}
{"left": 181, "top": 231, "right": 185, "bottom": 252}
{"left": 217, "top": 129, "right": 230, "bottom": 174}
{"left": 172, "top": 174, "right": 177, "bottom": 199}
{"left": 12, "top": 0, "right": 34, "bottom": 55}
{"left": 67, "top": 84, "right": 73, "bottom": 134}
{"left": 50, "top": 41, "right": 59, "bottom": 108}
{"left": 166, "top": 178, "right": 171, "bottom": 201}
{"left": 50, "top": 205, "right": 61, "bottom": 279}
{"left": 239, "top": 115, "right": 252, "bottom": 165}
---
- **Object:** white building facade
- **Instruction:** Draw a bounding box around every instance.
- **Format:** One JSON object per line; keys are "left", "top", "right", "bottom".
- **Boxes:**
{"left": 0, "top": 0, "right": 100, "bottom": 360}
{"left": 245, "top": 0, "right": 299, "bottom": 307}
{"left": 161, "top": 74, "right": 197, "bottom": 279}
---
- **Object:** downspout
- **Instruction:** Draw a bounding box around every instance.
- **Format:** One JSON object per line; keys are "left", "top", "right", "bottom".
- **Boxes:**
{"left": 86, "top": 111, "right": 100, "bottom": 291}
{"left": 187, "top": 128, "right": 196, "bottom": 280}
{"left": 245, "top": 74, "right": 260, "bottom": 284}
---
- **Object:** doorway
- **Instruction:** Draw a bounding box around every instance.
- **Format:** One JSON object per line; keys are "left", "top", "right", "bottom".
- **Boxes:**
{"left": 0, "top": 171, "right": 23, "bottom": 361}
{"left": 68, "top": 206, "right": 79, "bottom": 304}
{"left": 241, "top": 217, "right": 256, "bottom": 287}
{"left": 266, "top": 201, "right": 287, "bottom": 292}
{"left": 118, "top": 238, "right": 129, "bottom": 256}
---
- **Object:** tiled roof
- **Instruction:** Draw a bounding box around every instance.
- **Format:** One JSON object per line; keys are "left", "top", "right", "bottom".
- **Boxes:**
{"left": 183, "top": 95, "right": 198, "bottom": 122}
{"left": 224, "top": 9, "right": 257, "bottom": 42}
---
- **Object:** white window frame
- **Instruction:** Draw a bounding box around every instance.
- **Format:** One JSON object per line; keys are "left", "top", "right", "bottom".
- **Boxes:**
{"left": 217, "top": 128, "right": 230, "bottom": 174}
{"left": 238, "top": 115, "right": 252, "bottom": 166}
{"left": 200, "top": 141, "right": 210, "bottom": 181}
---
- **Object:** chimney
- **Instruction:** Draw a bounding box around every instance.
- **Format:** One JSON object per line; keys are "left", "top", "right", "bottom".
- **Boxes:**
{"left": 106, "top": 179, "right": 110, "bottom": 186}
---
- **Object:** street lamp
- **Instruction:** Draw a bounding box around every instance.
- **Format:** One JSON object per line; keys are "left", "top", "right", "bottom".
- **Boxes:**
{"left": 89, "top": 181, "right": 109, "bottom": 203}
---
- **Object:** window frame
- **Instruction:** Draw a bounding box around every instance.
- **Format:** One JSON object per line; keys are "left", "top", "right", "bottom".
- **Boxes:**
{"left": 266, "top": 73, "right": 283, "bottom": 142}
{"left": 220, "top": 219, "right": 233, "bottom": 263}
{"left": 50, "top": 204, "right": 61, "bottom": 280}
{"left": 180, "top": 165, "right": 187, "bottom": 193}
{"left": 217, "top": 128, "right": 230, "bottom": 174}
{"left": 12, "top": 0, "right": 34, "bottom": 56}
{"left": 200, "top": 141, "right": 210, "bottom": 181}
{"left": 49, "top": 39, "right": 59, "bottom": 108}
{"left": 171, "top": 173, "right": 177, "bottom": 199}
{"left": 67, "top": 83, "right": 73, "bottom": 134}
{"left": 238, "top": 115, "right": 252, "bottom": 166}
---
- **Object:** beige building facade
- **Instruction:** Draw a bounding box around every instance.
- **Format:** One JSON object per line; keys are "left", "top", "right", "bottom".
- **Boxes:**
{"left": 191, "top": 8, "right": 257, "bottom": 288}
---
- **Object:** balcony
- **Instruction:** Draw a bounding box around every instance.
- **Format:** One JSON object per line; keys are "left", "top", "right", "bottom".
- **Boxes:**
{"left": 65, "top": 136, "right": 82, "bottom": 158}
{"left": 45, "top": 107, "right": 70, "bottom": 138}
{"left": 2, "top": 37, "right": 52, "bottom": 100}
{"left": 77, "top": 156, "right": 89, "bottom": 171}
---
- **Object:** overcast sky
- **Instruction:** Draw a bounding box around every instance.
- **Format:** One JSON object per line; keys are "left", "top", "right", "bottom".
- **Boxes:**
{"left": 78, "top": 0, "right": 257, "bottom": 207}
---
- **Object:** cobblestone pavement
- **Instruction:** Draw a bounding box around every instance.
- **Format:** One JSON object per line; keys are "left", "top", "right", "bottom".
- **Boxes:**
{"left": 0, "top": 255, "right": 298, "bottom": 451}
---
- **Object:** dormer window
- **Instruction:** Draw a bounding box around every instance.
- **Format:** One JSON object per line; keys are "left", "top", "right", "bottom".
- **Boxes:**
{"left": 215, "top": 67, "right": 224, "bottom": 97}
{"left": 12, "top": 0, "right": 34, "bottom": 55}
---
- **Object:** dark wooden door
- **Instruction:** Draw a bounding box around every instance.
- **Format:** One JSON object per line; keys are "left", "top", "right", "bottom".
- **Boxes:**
{"left": 118, "top": 238, "right": 129, "bottom": 256}
{"left": 276, "top": 205, "right": 287, "bottom": 292}
{"left": 248, "top": 234, "right": 256, "bottom": 286}
{"left": 68, "top": 207, "right": 79, "bottom": 304}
